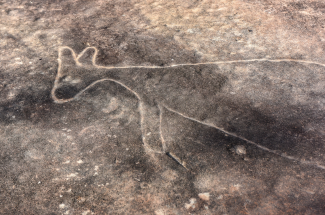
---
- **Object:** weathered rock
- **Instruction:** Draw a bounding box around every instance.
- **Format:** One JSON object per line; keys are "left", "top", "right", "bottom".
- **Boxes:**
{"left": 1, "top": 0, "right": 325, "bottom": 214}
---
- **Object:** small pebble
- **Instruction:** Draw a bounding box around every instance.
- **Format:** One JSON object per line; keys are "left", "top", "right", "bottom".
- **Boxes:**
{"left": 235, "top": 145, "right": 246, "bottom": 155}
{"left": 198, "top": 192, "right": 210, "bottom": 201}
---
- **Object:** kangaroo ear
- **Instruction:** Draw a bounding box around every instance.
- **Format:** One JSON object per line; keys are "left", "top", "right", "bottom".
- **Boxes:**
{"left": 58, "top": 46, "right": 78, "bottom": 66}
{"left": 77, "top": 47, "right": 97, "bottom": 66}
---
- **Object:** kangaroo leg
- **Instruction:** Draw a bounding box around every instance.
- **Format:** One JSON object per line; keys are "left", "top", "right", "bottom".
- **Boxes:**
{"left": 139, "top": 101, "right": 166, "bottom": 155}
{"left": 139, "top": 102, "right": 189, "bottom": 170}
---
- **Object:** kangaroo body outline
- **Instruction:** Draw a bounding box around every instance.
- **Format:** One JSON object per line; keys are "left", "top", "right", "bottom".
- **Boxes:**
{"left": 51, "top": 46, "right": 325, "bottom": 170}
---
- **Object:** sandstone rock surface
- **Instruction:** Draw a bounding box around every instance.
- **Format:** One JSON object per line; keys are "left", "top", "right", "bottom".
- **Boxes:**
{"left": 1, "top": 0, "right": 325, "bottom": 214}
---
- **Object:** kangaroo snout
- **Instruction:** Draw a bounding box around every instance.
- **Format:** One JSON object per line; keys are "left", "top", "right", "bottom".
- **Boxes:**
{"left": 51, "top": 65, "right": 101, "bottom": 103}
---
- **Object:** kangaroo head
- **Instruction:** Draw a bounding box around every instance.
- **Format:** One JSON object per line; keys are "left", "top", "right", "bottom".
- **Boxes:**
{"left": 51, "top": 46, "right": 99, "bottom": 103}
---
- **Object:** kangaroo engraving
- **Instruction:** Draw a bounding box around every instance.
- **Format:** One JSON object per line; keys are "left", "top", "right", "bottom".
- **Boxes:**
{"left": 51, "top": 46, "right": 325, "bottom": 170}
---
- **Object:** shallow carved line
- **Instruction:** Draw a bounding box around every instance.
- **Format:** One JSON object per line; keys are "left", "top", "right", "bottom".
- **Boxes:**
{"left": 163, "top": 105, "right": 325, "bottom": 170}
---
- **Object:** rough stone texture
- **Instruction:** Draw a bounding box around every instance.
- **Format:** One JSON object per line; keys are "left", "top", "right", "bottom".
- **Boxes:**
{"left": 1, "top": 0, "right": 325, "bottom": 214}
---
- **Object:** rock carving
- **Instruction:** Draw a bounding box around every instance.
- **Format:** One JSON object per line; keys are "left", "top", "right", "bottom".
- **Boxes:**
{"left": 51, "top": 46, "right": 325, "bottom": 170}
